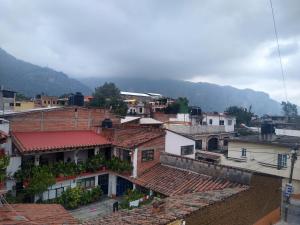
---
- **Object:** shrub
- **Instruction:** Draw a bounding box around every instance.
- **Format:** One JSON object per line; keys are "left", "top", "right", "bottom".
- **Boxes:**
{"left": 61, "top": 187, "right": 82, "bottom": 209}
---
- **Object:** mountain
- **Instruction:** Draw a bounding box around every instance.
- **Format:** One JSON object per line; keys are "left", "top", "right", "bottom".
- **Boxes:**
{"left": 81, "top": 77, "right": 282, "bottom": 115}
{"left": 0, "top": 48, "right": 282, "bottom": 115}
{"left": 0, "top": 48, "right": 91, "bottom": 97}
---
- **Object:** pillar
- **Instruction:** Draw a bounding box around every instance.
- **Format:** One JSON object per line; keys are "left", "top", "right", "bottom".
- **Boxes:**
{"left": 132, "top": 148, "right": 138, "bottom": 178}
{"left": 34, "top": 154, "right": 40, "bottom": 166}
{"left": 108, "top": 174, "right": 117, "bottom": 197}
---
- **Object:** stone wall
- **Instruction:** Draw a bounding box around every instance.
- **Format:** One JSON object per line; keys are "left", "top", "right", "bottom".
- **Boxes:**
{"left": 160, "top": 152, "right": 252, "bottom": 185}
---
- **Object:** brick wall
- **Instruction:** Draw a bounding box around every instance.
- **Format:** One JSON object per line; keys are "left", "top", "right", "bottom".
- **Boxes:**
{"left": 8, "top": 107, "right": 120, "bottom": 132}
{"left": 186, "top": 174, "right": 282, "bottom": 225}
{"left": 137, "top": 135, "right": 165, "bottom": 176}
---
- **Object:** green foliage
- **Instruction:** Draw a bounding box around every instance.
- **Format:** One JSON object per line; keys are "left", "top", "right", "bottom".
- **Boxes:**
{"left": 16, "top": 93, "right": 30, "bottom": 101}
{"left": 0, "top": 154, "right": 10, "bottom": 182}
{"left": 225, "top": 106, "right": 254, "bottom": 126}
{"left": 90, "top": 82, "right": 128, "bottom": 116}
{"left": 120, "top": 189, "right": 146, "bottom": 209}
{"left": 281, "top": 101, "right": 298, "bottom": 117}
{"left": 25, "top": 167, "right": 55, "bottom": 195}
{"left": 165, "top": 97, "right": 189, "bottom": 114}
{"left": 106, "top": 156, "right": 133, "bottom": 173}
{"left": 60, "top": 187, "right": 82, "bottom": 209}
{"left": 59, "top": 186, "right": 102, "bottom": 209}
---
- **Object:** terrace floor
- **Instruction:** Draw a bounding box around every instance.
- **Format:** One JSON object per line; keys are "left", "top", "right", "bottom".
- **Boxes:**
{"left": 69, "top": 197, "right": 123, "bottom": 223}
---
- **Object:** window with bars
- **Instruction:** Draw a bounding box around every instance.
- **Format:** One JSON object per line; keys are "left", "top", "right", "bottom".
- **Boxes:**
{"left": 241, "top": 148, "right": 247, "bottom": 157}
{"left": 277, "top": 154, "right": 287, "bottom": 170}
{"left": 181, "top": 145, "right": 194, "bottom": 155}
{"left": 142, "top": 149, "right": 154, "bottom": 162}
{"left": 195, "top": 140, "right": 202, "bottom": 150}
{"left": 77, "top": 177, "right": 95, "bottom": 189}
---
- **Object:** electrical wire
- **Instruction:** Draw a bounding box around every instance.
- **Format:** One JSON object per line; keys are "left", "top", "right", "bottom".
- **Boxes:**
{"left": 269, "top": 0, "right": 288, "bottom": 102}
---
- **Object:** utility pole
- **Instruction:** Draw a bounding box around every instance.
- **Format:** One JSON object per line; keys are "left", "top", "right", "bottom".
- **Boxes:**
{"left": 284, "top": 146, "right": 298, "bottom": 222}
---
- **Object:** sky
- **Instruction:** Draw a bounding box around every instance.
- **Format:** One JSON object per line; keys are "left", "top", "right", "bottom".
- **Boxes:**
{"left": 0, "top": 0, "right": 300, "bottom": 104}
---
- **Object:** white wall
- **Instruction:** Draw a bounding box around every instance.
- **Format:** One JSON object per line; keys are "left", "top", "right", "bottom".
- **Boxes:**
{"left": 165, "top": 130, "right": 195, "bottom": 159}
{"left": 203, "top": 115, "right": 236, "bottom": 132}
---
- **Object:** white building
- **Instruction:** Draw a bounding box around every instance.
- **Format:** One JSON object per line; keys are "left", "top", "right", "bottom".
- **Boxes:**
{"left": 221, "top": 134, "right": 300, "bottom": 196}
{"left": 165, "top": 124, "right": 235, "bottom": 162}
{"left": 202, "top": 112, "right": 236, "bottom": 132}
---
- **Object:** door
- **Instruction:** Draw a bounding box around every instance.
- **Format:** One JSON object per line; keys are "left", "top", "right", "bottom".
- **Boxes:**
{"left": 98, "top": 174, "right": 109, "bottom": 195}
{"left": 116, "top": 177, "right": 133, "bottom": 196}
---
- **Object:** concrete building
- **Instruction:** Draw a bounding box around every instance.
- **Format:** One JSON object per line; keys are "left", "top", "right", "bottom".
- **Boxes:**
{"left": 12, "top": 101, "right": 35, "bottom": 111}
{"left": 0, "top": 88, "right": 16, "bottom": 112}
{"left": 34, "top": 95, "right": 58, "bottom": 107}
{"left": 1, "top": 107, "right": 165, "bottom": 202}
{"left": 85, "top": 153, "right": 282, "bottom": 225}
{"left": 202, "top": 112, "right": 236, "bottom": 132}
{"left": 165, "top": 124, "right": 235, "bottom": 162}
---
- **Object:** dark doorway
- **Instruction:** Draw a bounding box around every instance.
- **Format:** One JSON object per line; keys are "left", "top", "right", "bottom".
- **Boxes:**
{"left": 207, "top": 137, "right": 219, "bottom": 151}
{"left": 116, "top": 177, "right": 133, "bottom": 196}
{"left": 98, "top": 174, "right": 109, "bottom": 195}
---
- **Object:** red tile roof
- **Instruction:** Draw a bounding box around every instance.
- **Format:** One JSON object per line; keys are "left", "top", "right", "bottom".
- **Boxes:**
{"left": 12, "top": 130, "right": 111, "bottom": 154}
{"left": 113, "top": 128, "right": 165, "bottom": 149}
{"left": 85, "top": 187, "right": 246, "bottom": 225}
{"left": 0, "top": 204, "right": 78, "bottom": 225}
{"left": 134, "top": 164, "right": 244, "bottom": 196}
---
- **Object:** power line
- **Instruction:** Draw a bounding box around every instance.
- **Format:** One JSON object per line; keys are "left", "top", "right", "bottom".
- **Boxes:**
{"left": 269, "top": 0, "right": 288, "bottom": 102}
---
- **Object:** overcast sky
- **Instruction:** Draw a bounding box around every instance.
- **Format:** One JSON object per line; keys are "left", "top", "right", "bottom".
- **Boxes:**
{"left": 0, "top": 0, "right": 300, "bottom": 104}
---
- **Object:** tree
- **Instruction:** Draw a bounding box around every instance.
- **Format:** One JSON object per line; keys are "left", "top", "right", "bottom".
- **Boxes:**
{"left": 281, "top": 101, "right": 298, "bottom": 117}
{"left": 90, "top": 82, "right": 128, "bottom": 116}
{"left": 16, "top": 93, "right": 30, "bottom": 101}
{"left": 165, "top": 97, "right": 189, "bottom": 114}
{"left": 225, "top": 106, "right": 254, "bottom": 126}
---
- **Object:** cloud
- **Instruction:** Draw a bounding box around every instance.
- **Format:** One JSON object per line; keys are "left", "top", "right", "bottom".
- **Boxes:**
{"left": 0, "top": 0, "right": 300, "bottom": 104}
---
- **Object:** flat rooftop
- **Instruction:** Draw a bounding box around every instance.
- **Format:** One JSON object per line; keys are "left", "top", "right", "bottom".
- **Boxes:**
{"left": 231, "top": 134, "right": 300, "bottom": 148}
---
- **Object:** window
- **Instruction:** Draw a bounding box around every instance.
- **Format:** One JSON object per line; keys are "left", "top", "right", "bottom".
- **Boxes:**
{"left": 224, "top": 139, "right": 228, "bottom": 146}
{"left": 228, "top": 119, "right": 232, "bottom": 126}
{"left": 277, "top": 154, "right": 288, "bottom": 169}
{"left": 209, "top": 119, "right": 213, "bottom": 125}
{"left": 142, "top": 149, "right": 154, "bottom": 162}
{"left": 139, "top": 107, "right": 143, "bottom": 113}
{"left": 44, "top": 100, "right": 46, "bottom": 104}
{"left": 52, "top": 101, "right": 56, "bottom": 104}
{"left": 181, "top": 145, "right": 194, "bottom": 155}
{"left": 195, "top": 140, "right": 202, "bottom": 150}
{"left": 77, "top": 177, "right": 95, "bottom": 189}
{"left": 48, "top": 100, "right": 50, "bottom": 104}
{"left": 219, "top": 120, "right": 225, "bottom": 125}
{"left": 9, "top": 103, "right": 14, "bottom": 106}
{"left": 241, "top": 148, "right": 247, "bottom": 157}
{"left": 15, "top": 103, "right": 21, "bottom": 107}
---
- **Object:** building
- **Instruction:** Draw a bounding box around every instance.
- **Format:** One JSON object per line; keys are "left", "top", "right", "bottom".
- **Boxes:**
{"left": 202, "top": 112, "right": 236, "bottom": 132}
{"left": 121, "top": 91, "right": 152, "bottom": 103}
{"left": 34, "top": 95, "right": 59, "bottom": 107}
{"left": 121, "top": 116, "right": 163, "bottom": 128}
{"left": 12, "top": 101, "right": 35, "bottom": 111}
{"left": 1, "top": 107, "right": 165, "bottom": 202}
{"left": 85, "top": 153, "right": 282, "bottom": 225}
{"left": 0, "top": 88, "right": 16, "bottom": 112}
{"left": 165, "top": 124, "right": 235, "bottom": 162}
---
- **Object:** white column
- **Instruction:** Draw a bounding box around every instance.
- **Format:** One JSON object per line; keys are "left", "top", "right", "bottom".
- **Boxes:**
{"left": 108, "top": 174, "right": 117, "bottom": 197}
{"left": 34, "top": 155, "right": 40, "bottom": 166}
{"left": 74, "top": 150, "right": 79, "bottom": 164}
{"left": 94, "top": 175, "right": 99, "bottom": 187}
{"left": 94, "top": 147, "right": 100, "bottom": 155}
{"left": 132, "top": 148, "right": 138, "bottom": 178}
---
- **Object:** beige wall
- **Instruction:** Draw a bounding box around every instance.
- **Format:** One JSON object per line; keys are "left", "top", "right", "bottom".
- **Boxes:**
{"left": 221, "top": 141, "right": 300, "bottom": 193}
{"left": 14, "top": 101, "right": 35, "bottom": 111}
